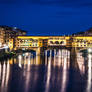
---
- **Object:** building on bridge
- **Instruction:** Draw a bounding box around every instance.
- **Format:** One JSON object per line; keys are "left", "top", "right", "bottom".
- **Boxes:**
{"left": 48, "top": 36, "right": 69, "bottom": 47}
{"left": 0, "top": 26, "right": 27, "bottom": 51}
{"left": 15, "top": 36, "right": 48, "bottom": 51}
{"left": 15, "top": 36, "right": 70, "bottom": 50}
{"left": 69, "top": 36, "right": 92, "bottom": 48}
{"left": 1, "top": 27, "right": 92, "bottom": 52}
{"left": 14, "top": 36, "right": 92, "bottom": 51}
{"left": 0, "top": 27, "right": 5, "bottom": 47}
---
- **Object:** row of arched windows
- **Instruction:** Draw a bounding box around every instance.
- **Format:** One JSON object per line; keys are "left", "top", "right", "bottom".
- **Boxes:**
{"left": 50, "top": 41, "right": 64, "bottom": 44}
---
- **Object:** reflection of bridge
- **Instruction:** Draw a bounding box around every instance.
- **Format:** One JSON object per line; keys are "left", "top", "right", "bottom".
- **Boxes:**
{"left": 12, "top": 36, "right": 92, "bottom": 54}
{"left": 0, "top": 48, "right": 91, "bottom": 92}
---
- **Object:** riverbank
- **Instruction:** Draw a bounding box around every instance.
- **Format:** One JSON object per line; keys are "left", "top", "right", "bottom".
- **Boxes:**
{"left": 0, "top": 51, "right": 16, "bottom": 61}
{"left": 0, "top": 49, "right": 36, "bottom": 61}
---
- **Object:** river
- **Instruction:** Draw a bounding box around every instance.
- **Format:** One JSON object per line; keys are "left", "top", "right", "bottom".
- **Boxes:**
{"left": 0, "top": 49, "right": 92, "bottom": 92}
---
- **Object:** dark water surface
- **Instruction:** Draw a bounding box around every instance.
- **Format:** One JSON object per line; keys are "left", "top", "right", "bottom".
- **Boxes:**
{"left": 0, "top": 49, "right": 92, "bottom": 92}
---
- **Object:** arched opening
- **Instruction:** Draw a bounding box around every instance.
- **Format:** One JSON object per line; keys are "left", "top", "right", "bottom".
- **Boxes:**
{"left": 55, "top": 41, "right": 59, "bottom": 44}
{"left": 60, "top": 41, "right": 64, "bottom": 44}
{"left": 50, "top": 41, "right": 54, "bottom": 44}
{"left": 34, "top": 40, "right": 38, "bottom": 42}
{"left": 30, "top": 38, "right": 34, "bottom": 41}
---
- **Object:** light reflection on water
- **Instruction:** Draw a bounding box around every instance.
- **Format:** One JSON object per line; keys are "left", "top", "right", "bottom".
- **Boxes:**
{"left": 86, "top": 54, "right": 92, "bottom": 92}
{"left": 0, "top": 49, "right": 92, "bottom": 92}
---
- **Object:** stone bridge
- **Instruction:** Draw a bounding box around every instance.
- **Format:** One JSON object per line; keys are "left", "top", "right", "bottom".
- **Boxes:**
{"left": 11, "top": 36, "right": 92, "bottom": 55}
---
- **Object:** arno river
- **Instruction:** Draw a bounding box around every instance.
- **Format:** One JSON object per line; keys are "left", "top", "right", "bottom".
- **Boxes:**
{"left": 0, "top": 49, "right": 92, "bottom": 92}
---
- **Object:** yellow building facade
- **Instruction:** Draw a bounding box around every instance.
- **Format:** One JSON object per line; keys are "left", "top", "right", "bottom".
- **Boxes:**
{"left": 0, "top": 28, "right": 5, "bottom": 47}
{"left": 15, "top": 36, "right": 49, "bottom": 50}
{"left": 8, "top": 36, "right": 92, "bottom": 50}
{"left": 48, "top": 36, "right": 70, "bottom": 46}
{"left": 8, "top": 39, "right": 14, "bottom": 50}
{"left": 71, "top": 36, "right": 92, "bottom": 47}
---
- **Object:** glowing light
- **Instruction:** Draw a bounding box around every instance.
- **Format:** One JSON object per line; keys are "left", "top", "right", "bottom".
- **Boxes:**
{"left": 1, "top": 62, "right": 6, "bottom": 92}
{"left": 58, "top": 49, "right": 61, "bottom": 67}
{"left": 25, "top": 53, "right": 29, "bottom": 56}
{"left": 45, "top": 55, "right": 51, "bottom": 92}
{"left": 18, "top": 55, "right": 22, "bottom": 68}
{"left": 23, "top": 54, "right": 25, "bottom": 56}
{"left": 5, "top": 61, "right": 10, "bottom": 91}
{"left": 0, "top": 61, "right": 10, "bottom": 92}
{"left": 45, "top": 50, "right": 47, "bottom": 65}
{"left": 61, "top": 57, "right": 68, "bottom": 92}
{"left": 77, "top": 52, "right": 85, "bottom": 74}
{"left": 86, "top": 54, "right": 92, "bottom": 92}
{"left": 88, "top": 48, "right": 92, "bottom": 53}
{"left": 0, "top": 43, "right": 2, "bottom": 47}
{"left": 23, "top": 55, "right": 31, "bottom": 92}
{"left": 18, "top": 55, "right": 22, "bottom": 60}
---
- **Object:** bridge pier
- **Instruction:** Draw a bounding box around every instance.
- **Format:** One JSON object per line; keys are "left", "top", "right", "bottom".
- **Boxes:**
{"left": 45, "top": 50, "right": 47, "bottom": 56}
{"left": 36, "top": 55, "right": 41, "bottom": 65}
{"left": 70, "top": 47, "right": 78, "bottom": 68}
{"left": 45, "top": 50, "right": 48, "bottom": 65}
{"left": 50, "top": 50, "right": 52, "bottom": 56}
{"left": 54, "top": 49, "right": 56, "bottom": 55}
{"left": 36, "top": 47, "right": 41, "bottom": 55}
{"left": 36, "top": 47, "right": 45, "bottom": 55}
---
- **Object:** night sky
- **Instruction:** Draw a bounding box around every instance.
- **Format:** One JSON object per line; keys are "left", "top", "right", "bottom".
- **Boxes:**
{"left": 0, "top": 0, "right": 92, "bottom": 35}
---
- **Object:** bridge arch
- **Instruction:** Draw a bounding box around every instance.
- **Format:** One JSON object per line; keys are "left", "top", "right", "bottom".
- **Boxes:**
{"left": 50, "top": 41, "right": 54, "bottom": 44}
{"left": 60, "top": 41, "right": 64, "bottom": 44}
{"left": 55, "top": 41, "right": 59, "bottom": 44}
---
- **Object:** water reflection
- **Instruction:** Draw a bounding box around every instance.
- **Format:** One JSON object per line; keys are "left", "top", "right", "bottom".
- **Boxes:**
{"left": 61, "top": 57, "right": 68, "bottom": 92}
{"left": 0, "top": 49, "right": 92, "bottom": 92}
{"left": 0, "top": 61, "right": 10, "bottom": 92}
{"left": 77, "top": 52, "right": 85, "bottom": 74}
{"left": 45, "top": 51, "right": 52, "bottom": 92}
{"left": 86, "top": 54, "right": 92, "bottom": 92}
